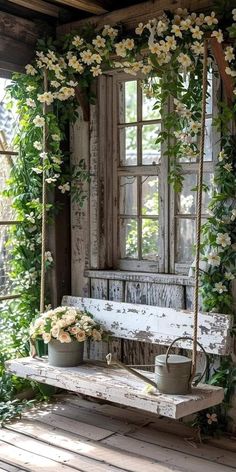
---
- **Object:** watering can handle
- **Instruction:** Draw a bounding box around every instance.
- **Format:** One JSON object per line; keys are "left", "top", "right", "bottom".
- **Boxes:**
{"left": 165, "top": 336, "right": 208, "bottom": 387}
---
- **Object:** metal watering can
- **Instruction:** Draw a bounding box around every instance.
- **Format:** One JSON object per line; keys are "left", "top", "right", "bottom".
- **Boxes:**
{"left": 106, "top": 336, "right": 208, "bottom": 395}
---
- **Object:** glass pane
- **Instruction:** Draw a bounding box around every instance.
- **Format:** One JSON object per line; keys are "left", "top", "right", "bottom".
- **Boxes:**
{"left": 204, "top": 118, "right": 213, "bottom": 161}
{"left": 142, "top": 218, "right": 159, "bottom": 260}
{"left": 0, "top": 78, "right": 17, "bottom": 151}
{"left": 142, "top": 176, "right": 159, "bottom": 216}
{"left": 176, "top": 218, "right": 195, "bottom": 263}
{"left": 0, "top": 154, "right": 16, "bottom": 220}
{"left": 119, "top": 176, "right": 137, "bottom": 215}
{"left": 142, "top": 124, "right": 161, "bottom": 165}
{"left": 202, "top": 173, "right": 214, "bottom": 213}
{"left": 119, "top": 81, "right": 137, "bottom": 124}
{"left": 120, "top": 126, "right": 137, "bottom": 166}
{"left": 0, "top": 225, "right": 14, "bottom": 295}
{"left": 206, "top": 72, "right": 213, "bottom": 115}
{"left": 142, "top": 91, "right": 161, "bottom": 120}
{"left": 178, "top": 174, "right": 197, "bottom": 215}
{"left": 119, "top": 218, "right": 138, "bottom": 259}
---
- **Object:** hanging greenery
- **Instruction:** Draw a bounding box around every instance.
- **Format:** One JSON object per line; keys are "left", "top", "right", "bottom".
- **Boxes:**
{"left": 1, "top": 6, "right": 236, "bottom": 430}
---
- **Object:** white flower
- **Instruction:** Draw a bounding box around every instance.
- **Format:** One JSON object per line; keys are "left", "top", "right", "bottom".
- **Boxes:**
{"left": 216, "top": 232, "right": 231, "bottom": 247}
{"left": 37, "top": 92, "right": 54, "bottom": 106}
{"left": 224, "top": 46, "right": 235, "bottom": 62}
{"left": 33, "top": 115, "right": 45, "bottom": 127}
{"left": 213, "top": 282, "right": 227, "bottom": 294}
{"left": 165, "top": 36, "right": 177, "bottom": 50}
{"left": 135, "top": 23, "right": 144, "bottom": 35}
{"left": 180, "top": 18, "right": 192, "bottom": 30}
{"left": 225, "top": 272, "right": 235, "bottom": 281}
{"left": 206, "top": 413, "right": 218, "bottom": 424}
{"left": 26, "top": 85, "right": 35, "bottom": 92}
{"left": 190, "top": 26, "right": 203, "bottom": 40}
{"left": 32, "top": 167, "right": 43, "bottom": 174}
{"left": 51, "top": 326, "right": 60, "bottom": 338}
{"left": 58, "top": 182, "right": 70, "bottom": 193}
{"left": 92, "top": 53, "right": 102, "bottom": 64}
{"left": 80, "top": 49, "right": 93, "bottom": 65}
{"left": 72, "top": 35, "right": 84, "bottom": 47}
{"left": 207, "top": 252, "right": 221, "bottom": 267}
{"left": 102, "top": 25, "right": 118, "bottom": 38}
{"left": 33, "top": 141, "right": 43, "bottom": 151}
{"left": 225, "top": 67, "right": 236, "bottom": 77}
{"left": 211, "top": 30, "right": 223, "bottom": 44}
{"left": 58, "top": 330, "right": 71, "bottom": 343}
{"left": 177, "top": 53, "right": 192, "bottom": 69}
{"left": 191, "top": 42, "right": 204, "bottom": 55}
{"left": 142, "top": 64, "right": 153, "bottom": 75}
{"left": 231, "top": 209, "right": 236, "bottom": 221}
{"left": 51, "top": 80, "right": 61, "bottom": 88}
{"left": 149, "top": 42, "right": 162, "bottom": 55}
{"left": 26, "top": 98, "right": 36, "bottom": 108}
{"left": 25, "top": 64, "right": 37, "bottom": 76}
{"left": 67, "top": 80, "right": 78, "bottom": 87}
{"left": 91, "top": 65, "right": 102, "bottom": 77}
{"left": 92, "top": 35, "right": 106, "bottom": 49}
{"left": 224, "top": 163, "right": 233, "bottom": 172}
{"left": 76, "top": 329, "right": 87, "bottom": 342}
{"left": 204, "top": 12, "right": 218, "bottom": 26}
{"left": 39, "top": 152, "right": 48, "bottom": 160}
{"left": 51, "top": 134, "right": 61, "bottom": 142}
{"left": 42, "top": 332, "right": 51, "bottom": 343}
{"left": 56, "top": 86, "right": 75, "bottom": 101}
{"left": 124, "top": 38, "right": 135, "bottom": 50}
{"left": 218, "top": 150, "right": 228, "bottom": 161}
{"left": 171, "top": 24, "right": 182, "bottom": 38}
{"left": 233, "top": 8, "right": 236, "bottom": 22}
{"left": 45, "top": 174, "right": 59, "bottom": 183}
{"left": 189, "top": 121, "right": 201, "bottom": 134}
{"left": 45, "top": 251, "right": 53, "bottom": 263}
{"left": 26, "top": 212, "right": 35, "bottom": 224}
{"left": 115, "top": 42, "right": 126, "bottom": 57}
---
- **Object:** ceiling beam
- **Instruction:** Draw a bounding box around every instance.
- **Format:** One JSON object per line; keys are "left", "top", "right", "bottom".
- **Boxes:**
{"left": 57, "top": 0, "right": 214, "bottom": 35}
{"left": 52, "top": 0, "right": 108, "bottom": 15}
{"left": 7, "top": 0, "right": 60, "bottom": 17}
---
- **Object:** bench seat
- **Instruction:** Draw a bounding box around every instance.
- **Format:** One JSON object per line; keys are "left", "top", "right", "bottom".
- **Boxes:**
{"left": 6, "top": 357, "right": 224, "bottom": 419}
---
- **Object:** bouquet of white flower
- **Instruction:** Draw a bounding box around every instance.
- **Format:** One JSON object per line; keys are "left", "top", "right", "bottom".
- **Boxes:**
{"left": 30, "top": 306, "right": 103, "bottom": 344}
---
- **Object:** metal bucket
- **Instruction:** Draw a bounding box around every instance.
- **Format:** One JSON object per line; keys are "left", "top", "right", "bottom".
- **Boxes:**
{"left": 48, "top": 339, "right": 84, "bottom": 367}
{"left": 155, "top": 336, "right": 208, "bottom": 395}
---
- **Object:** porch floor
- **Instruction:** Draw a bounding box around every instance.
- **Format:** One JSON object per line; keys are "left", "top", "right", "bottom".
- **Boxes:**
{"left": 1, "top": 394, "right": 236, "bottom": 472}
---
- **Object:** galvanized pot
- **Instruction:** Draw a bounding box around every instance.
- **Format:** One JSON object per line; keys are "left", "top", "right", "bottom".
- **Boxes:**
{"left": 48, "top": 339, "right": 84, "bottom": 367}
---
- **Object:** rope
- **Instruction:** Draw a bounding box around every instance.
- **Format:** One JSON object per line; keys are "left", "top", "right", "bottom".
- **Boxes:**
{"left": 191, "top": 39, "right": 208, "bottom": 376}
{"left": 40, "top": 69, "right": 48, "bottom": 314}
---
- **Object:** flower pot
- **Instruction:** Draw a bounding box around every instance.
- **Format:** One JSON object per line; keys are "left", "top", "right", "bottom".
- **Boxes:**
{"left": 48, "top": 339, "right": 84, "bottom": 367}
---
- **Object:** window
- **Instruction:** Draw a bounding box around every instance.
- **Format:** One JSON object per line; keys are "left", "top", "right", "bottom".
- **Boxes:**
{"left": 102, "top": 68, "right": 219, "bottom": 274}
{"left": 0, "top": 77, "right": 18, "bottom": 299}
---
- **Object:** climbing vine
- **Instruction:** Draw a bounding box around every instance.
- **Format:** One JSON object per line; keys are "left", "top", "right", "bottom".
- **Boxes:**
{"left": 1, "top": 5, "right": 236, "bottom": 430}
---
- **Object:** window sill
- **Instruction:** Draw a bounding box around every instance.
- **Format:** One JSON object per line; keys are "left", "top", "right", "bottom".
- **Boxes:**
{"left": 84, "top": 270, "right": 195, "bottom": 286}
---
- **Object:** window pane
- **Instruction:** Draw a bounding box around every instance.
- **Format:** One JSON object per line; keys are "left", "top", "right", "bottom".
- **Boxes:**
{"left": 206, "top": 72, "right": 213, "bottom": 115}
{"left": 202, "top": 173, "right": 214, "bottom": 213}
{"left": 204, "top": 118, "right": 213, "bottom": 161}
{"left": 142, "top": 124, "right": 161, "bottom": 165}
{"left": 0, "top": 78, "right": 17, "bottom": 151}
{"left": 119, "top": 218, "right": 138, "bottom": 259}
{"left": 120, "top": 126, "right": 137, "bottom": 166}
{"left": 0, "top": 154, "right": 16, "bottom": 220}
{"left": 176, "top": 219, "right": 195, "bottom": 263}
{"left": 119, "top": 81, "right": 137, "bottom": 124}
{"left": 142, "top": 218, "right": 159, "bottom": 260}
{"left": 119, "top": 176, "right": 137, "bottom": 215}
{"left": 142, "top": 176, "right": 159, "bottom": 216}
{"left": 142, "top": 91, "right": 161, "bottom": 121}
{"left": 178, "top": 174, "right": 196, "bottom": 215}
{"left": 0, "top": 225, "right": 14, "bottom": 295}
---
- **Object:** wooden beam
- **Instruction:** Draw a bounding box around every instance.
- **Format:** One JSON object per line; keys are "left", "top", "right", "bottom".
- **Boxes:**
{"left": 53, "top": 0, "right": 108, "bottom": 15}
{"left": 210, "top": 37, "right": 234, "bottom": 105}
{"left": 57, "top": 0, "right": 214, "bottom": 35}
{"left": 7, "top": 0, "right": 60, "bottom": 18}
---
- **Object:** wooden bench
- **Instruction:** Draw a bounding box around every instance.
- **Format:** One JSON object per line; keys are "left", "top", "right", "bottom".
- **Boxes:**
{"left": 6, "top": 296, "right": 233, "bottom": 419}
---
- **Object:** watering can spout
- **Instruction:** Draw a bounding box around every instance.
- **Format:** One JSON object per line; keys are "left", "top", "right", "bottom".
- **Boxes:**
{"left": 106, "top": 353, "right": 157, "bottom": 389}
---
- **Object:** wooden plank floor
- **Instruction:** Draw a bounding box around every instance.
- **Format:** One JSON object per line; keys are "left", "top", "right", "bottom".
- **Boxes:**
{"left": 1, "top": 394, "right": 236, "bottom": 472}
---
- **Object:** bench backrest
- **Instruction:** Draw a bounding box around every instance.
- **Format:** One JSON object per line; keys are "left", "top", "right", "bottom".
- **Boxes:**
{"left": 62, "top": 296, "right": 233, "bottom": 355}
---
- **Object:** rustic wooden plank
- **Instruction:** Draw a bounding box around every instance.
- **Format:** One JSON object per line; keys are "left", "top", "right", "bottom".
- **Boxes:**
{"left": 102, "top": 434, "right": 236, "bottom": 472}
{"left": 0, "top": 35, "right": 34, "bottom": 71}
{"left": 90, "top": 104, "right": 100, "bottom": 269}
{"left": 128, "top": 427, "right": 236, "bottom": 468}
{"left": 210, "top": 38, "right": 234, "bottom": 105}
{"left": 8, "top": 0, "right": 59, "bottom": 17}
{"left": 62, "top": 296, "right": 233, "bottom": 355}
{"left": 85, "top": 270, "right": 195, "bottom": 286}
{"left": 57, "top": 0, "right": 214, "bottom": 35}
{"left": 54, "top": 0, "right": 108, "bottom": 14}
{"left": 0, "top": 461, "right": 27, "bottom": 472}
{"left": 70, "top": 120, "right": 90, "bottom": 298}
{"left": 125, "top": 282, "right": 185, "bottom": 309}
{"left": 0, "top": 11, "right": 49, "bottom": 45}
{"left": 4, "top": 420, "right": 180, "bottom": 472}
{"left": 186, "top": 286, "right": 203, "bottom": 311}
{"left": 6, "top": 358, "right": 224, "bottom": 419}
{"left": 0, "top": 429, "right": 120, "bottom": 472}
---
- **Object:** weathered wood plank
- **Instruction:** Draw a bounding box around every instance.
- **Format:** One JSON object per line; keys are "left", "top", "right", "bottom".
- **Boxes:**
{"left": 5, "top": 358, "right": 224, "bottom": 419}
{"left": 0, "top": 429, "right": 120, "bottom": 472}
{"left": 0, "top": 461, "right": 26, "bottom": 472}
{"left": 62, "top": 296, "right": 233, "bottom": 355}
{"left": 5, "top": 420, "right": 162, "bottom": 472}
{"left": 85, "top": 270, "right": 196, "bottom": 286}
{"left": 102, "top": 434, "right": 236, "bottom": 472}
{"left": 57, "top": 0, "right": 214, "bottom": 35}
{"left": 125, "top": 282, "right": 185, "bottom": 309}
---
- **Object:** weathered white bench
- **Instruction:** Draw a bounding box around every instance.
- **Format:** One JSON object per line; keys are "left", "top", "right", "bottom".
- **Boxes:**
{"left": 6, "top": 296, "right": 233, "bottom": 419}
